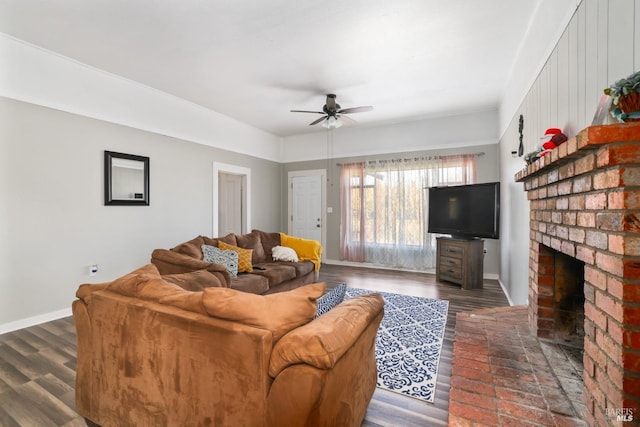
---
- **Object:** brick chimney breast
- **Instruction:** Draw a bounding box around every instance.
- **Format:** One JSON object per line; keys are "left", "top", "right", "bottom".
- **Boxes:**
{"left": 516, "top": 123, "right": 640, "bottom": 424}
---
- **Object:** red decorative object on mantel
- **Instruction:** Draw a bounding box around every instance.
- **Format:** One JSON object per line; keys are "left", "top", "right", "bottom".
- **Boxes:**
{"left": 524, "top": 127, "right": 568, "bottom": 164}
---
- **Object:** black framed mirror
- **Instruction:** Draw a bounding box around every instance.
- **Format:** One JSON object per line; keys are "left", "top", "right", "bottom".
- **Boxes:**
{"left": 104, "top": 151, "right": 150, "bottom": 206}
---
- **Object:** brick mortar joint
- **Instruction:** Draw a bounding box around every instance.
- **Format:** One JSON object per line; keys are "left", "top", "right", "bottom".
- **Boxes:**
{"left": 533, "top": 234, "right": 640, "bottom": 257}
{"left": 519, "top": 163, "right": 640, "bottom": 188}
{"left": 584, "top": 333, "right": 627, "bottom": 375}
{"left": 526, "top": 185, "right": 640, "bottom": 199}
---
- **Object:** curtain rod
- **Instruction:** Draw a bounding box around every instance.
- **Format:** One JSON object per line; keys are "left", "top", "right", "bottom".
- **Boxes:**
{"left": 336, "top": 152, "right": 484, "bottom": 167}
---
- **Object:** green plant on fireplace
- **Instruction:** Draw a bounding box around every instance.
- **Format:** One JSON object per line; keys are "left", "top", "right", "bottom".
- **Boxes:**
{"left": 604, "top": 71, "right": 640, "bottom": 122}
{"left": 604, "top": 70, "right": 640, "bottom": 106}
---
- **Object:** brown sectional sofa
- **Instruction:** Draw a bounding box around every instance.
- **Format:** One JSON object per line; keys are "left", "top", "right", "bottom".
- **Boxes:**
{"left": 73, "top": 264, "right": 384, "bottom": 427}
{"left": 151, "top": 229, "right": 321, "bottom": 295}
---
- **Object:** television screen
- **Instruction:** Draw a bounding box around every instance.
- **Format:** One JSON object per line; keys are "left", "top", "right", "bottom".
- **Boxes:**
{"left": 428, "top": 182, "right": 500, "bottom": 239}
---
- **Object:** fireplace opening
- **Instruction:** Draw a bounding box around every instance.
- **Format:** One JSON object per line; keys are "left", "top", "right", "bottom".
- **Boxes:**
{"left": 536, "top": 246, "right": 586, "bottom": 417}
{"left": 552, "top": 250, "right": 585, "bottom": 348}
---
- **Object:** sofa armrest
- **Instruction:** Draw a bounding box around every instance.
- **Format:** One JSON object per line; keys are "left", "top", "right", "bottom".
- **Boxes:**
{"left": 151, "top": 249, "right": 231, "bottom": 286}
{"left": 268, "top": 293, "right": 384, "bottom": 377}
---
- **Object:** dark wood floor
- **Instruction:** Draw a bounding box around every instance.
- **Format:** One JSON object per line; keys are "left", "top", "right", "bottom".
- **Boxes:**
{"left": 320, "top": 264, "right": 510, "bottom": 426}
{"left": 0, "top": 264, "right": 509, "bottom": 426}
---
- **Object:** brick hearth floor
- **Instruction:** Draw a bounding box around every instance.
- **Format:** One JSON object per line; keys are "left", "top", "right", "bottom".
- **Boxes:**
{"left": 449, "top": 306, "right": 586, "bottom": 426}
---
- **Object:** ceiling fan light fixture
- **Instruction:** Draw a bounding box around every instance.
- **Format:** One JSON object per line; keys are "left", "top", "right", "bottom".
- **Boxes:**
{"left": 322, "top": 116, "right": 343, "bottom": 129}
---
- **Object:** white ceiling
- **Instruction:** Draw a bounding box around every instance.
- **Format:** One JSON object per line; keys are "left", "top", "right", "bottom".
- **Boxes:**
{"left": 0, "top": 0, "right": 541, "bottom": 138}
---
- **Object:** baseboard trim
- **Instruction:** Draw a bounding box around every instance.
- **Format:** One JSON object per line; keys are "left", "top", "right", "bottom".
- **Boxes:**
{"left": 498, "top": 278, "right": 515, "bottom": 306}
{"left": 324, "top": 259, "right": 500, "bottom": 280}
{"left": 324, "top": 259, "right": 437, "bottom": 275}
{"left": 0, "top": 307, "right": 72, "bottom": 335}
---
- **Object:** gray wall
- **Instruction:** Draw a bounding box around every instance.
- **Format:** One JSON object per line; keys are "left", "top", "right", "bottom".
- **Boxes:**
{"left": 0, "top": 97, "right": 282, "bottom": 328}
{"left": 498, "top": 0, "right": 640, "bottom": 305}
{"left": 283, "top": 143, "right": 501, "bottom": 277}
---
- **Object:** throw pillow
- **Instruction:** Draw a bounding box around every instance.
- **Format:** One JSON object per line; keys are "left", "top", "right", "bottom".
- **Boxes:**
{"left": 202, "top": 244, "right": 239, "bottom": 278}
{"left": 314, "top": 283, "right": 347, "bottom": 318}
{"left": 218, "top": 241, "right": 253, "bottom": 273}
{"left": 271, "top": 245, "right": 299, "bottom": 262}
{"left": 202, "top": 282, "right": 326, "bottom": 340}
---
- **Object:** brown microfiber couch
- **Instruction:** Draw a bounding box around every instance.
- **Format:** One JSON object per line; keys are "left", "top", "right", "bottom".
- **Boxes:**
{"left": 151, "top": 229, "right": 321, "bottom": 295}
{"left": 73, "top": 264, "right": 384, "bottom": 427}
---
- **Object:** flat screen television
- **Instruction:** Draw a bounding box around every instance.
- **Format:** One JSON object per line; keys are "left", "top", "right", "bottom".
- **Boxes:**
{"left": 428, "top": 182, "right": 500, "bottom": 239}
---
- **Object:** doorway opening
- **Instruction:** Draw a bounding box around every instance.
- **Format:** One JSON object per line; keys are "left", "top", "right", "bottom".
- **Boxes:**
{"left": 213, "top": 162, "right": 251, "bottom": 236}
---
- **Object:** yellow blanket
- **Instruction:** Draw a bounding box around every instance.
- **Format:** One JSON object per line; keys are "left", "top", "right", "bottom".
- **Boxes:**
{"left": 280, "top": 233, "right": 323, "bottom": 271}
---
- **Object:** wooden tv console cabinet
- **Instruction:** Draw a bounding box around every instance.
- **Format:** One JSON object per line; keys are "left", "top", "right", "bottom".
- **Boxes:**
{"left": 436, "top": 237, "right": 484, "bottom": 289}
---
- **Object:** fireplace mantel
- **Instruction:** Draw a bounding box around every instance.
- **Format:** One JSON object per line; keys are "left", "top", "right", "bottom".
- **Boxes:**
{"left": 515, "top": 122, "right": 640, "bottom": 426}
{"left": 516, "top": 123, "right": 640, "bottom": 183}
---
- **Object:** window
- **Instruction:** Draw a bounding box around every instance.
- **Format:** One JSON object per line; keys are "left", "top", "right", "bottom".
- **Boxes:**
{"left": 340, "top": 155, "right": 477, "bottom": 270}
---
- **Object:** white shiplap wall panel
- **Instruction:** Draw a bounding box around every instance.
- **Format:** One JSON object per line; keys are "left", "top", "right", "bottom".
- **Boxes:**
{"left": 635, "top": 3, "right": 640, "bottom": 68}
{"left": 499, "top": 0, "right": 640, "bottom": 304}
{"left": 597, "top": 0, "right": 610, "bottom": 93}
{"left": 557, "top": 34, "right": 571, "bottom": 133}
{"left": 576, "top": 5, "right": 587, "bottom": 126}
{"left": 540, "top": 62, "right": 551, "bottom": 129}
{"left": 608, "top": 0, "right": 635, "bottom": 82}
{"left": 584, "top": 0, "right": 600, "bottom": 122}
{"left": 549, "top": 53, "right": 559, "bottom": 133}
{"left": 568, "top": 15, "right": 579, "bottom": 136}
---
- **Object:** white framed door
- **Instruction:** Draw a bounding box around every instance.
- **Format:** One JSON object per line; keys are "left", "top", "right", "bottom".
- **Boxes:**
{"left": 218, "top": 172, "right": 244, "bottom": 236}
{"left": 288, "top": 170, "right": 326, "bottom": 257}
{"left": 213, "top": 162, "right": 251, "bottom": 236}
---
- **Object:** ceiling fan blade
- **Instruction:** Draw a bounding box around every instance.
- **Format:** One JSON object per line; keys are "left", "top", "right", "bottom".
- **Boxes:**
{"left": 338, "top": 106, "right": 373, "bottom": 114}
{"left": 291, "top": 109, "right": 325, "bottom": 114}
{"left": 309, "top": 116, "right": 328, "bottom": 126}
{"left": 337, "top": 114, "right": 357, "bottom": 125}
{"left": 325, "top": 94, "right": 337, "bottom": 111}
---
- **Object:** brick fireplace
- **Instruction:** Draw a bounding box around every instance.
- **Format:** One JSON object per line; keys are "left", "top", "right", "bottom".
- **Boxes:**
{"left": 516, "top": 123, "right": 640, "bottom": 426}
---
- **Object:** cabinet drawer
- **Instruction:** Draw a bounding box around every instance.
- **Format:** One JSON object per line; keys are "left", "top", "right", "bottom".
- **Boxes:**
{"left": 439, "top": 255, "right": 462, "bottom": 269}
{"left": 440, "top": 244, "right": 464, "bottom": 259}
{"left": 440, "top": 267, "right": 462, "bottom": 281}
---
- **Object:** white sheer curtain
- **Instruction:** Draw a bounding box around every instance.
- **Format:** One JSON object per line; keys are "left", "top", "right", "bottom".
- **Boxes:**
{"left": 339, "top": 162, "right": 365, "bottom": 261}
{"left": 339, "top": 154, "right": 477, "bottom": 270}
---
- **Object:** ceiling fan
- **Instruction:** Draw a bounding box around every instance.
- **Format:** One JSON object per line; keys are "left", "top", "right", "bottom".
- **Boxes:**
{"left": 291, "top": 94, "right": 373, "bottom": 128}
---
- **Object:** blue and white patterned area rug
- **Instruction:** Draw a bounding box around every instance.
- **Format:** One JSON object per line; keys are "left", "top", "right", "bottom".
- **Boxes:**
{"left": 345, "top": 287, "right": 449, "bottom": 404}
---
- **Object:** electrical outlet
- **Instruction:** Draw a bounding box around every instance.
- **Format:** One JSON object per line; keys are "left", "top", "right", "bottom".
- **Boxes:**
{"left": 89, "top": 264, "right": 98, "bottom": 276}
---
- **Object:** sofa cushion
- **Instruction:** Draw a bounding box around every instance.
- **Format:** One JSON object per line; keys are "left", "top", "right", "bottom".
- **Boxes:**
{"left": 314, "top": 283, "right": 347, "bottom": 318}
{"left": 271, "top": 245, "right": 299, "bottom": 262}
{"left": 137, "top": 278, "right": 207, "bottom": 314}
{"left": 235, "top": 230, "right": 266, "bottom": 264}
{"left": 202, "top": 236, "right": 219, "bottom": 247}
{"left": 218, "top": 233, "right": 238, "bottom": 246}
{"left": 104, "top": 263, "right": 161, "bottom": 297}
{"left": 274, "top": 260, "right": 315, "bottom": 278}
{"left": 202, "top": 244, "right": 239, "bottom": 278}
{"left": 269, "top": 292, "right": 384, "bottom": 377}
{"left": 98, "top": 263, "right": 207, "bottom": 315}
{"left": 172, "top": 236, "right": 206, "bottom": 259}
{"left": 218, "top": 241, "right": 253, "bottom": 273}
{"left": 229, "top": 274, "right": 269, "bottom": 294}
{"left": 253, "top": 229, "right": 281, "bottom": 260}
{"left": 250, "top": 264, "right": 297, "bottom": 287}
{"left": 162, "top": 269, "right": 225, "bottom": 291}
{"left": 202, "top": 282, "right": 325, "bottom": 340}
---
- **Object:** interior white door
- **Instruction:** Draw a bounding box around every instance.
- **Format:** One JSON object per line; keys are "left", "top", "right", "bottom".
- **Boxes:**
{"left": 218, "top": 172, "right": 243, "bottom": 236}
{"left": 291, "top": 175, "right": 322, "bottom": 242}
